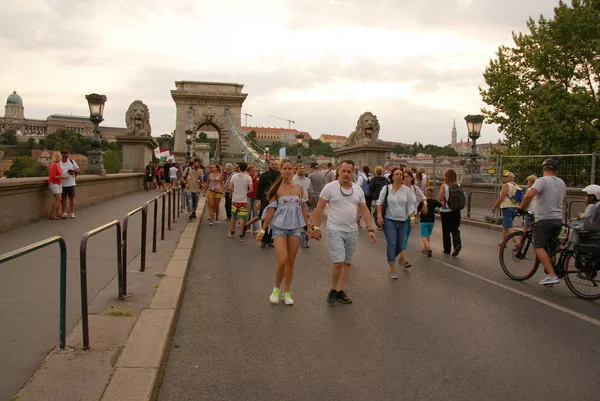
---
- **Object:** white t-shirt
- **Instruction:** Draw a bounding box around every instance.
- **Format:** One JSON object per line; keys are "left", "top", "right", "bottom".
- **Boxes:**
{"left": 319, "top": 181, "right": 365, "bottom": 232}
{"left": 169, "top": 166, "right": 179, "bottom": 180}
{"left": 230, "top": 173, "right": 252, "bottom": 203}
{"left": 292, "top": 176, "right": 312, "bottom": 202}
{"left": 59, "top": 159, "right": 79, "bottom": 187}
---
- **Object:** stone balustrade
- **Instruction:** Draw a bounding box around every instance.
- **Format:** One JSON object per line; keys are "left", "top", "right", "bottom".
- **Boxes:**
{"left": 0, "top": 173, "right": 144, "bottom": 232}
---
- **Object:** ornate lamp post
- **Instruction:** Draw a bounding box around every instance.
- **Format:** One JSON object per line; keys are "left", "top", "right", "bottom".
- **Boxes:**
{"left": 296, "top": 133, "right": 304, "bottom": 162}
{"left": 463, "top": 114, "right": 485, "bottom": 183}
{"left": 264, "top": 145, "right": 270, "bottom": 162}
{"left": 85, "top": 93, "right": 107, "bottom": 175}
{"left": 185, "top": 129, "right": 193, "bottom": 161}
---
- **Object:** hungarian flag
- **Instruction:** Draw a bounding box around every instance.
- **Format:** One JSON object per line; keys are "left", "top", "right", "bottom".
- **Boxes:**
{"left": 154, "top": 147, "right": 171, "bottom": 162}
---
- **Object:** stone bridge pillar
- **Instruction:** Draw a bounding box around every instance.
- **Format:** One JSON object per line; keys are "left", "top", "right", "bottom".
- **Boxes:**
{"left": 171, "top": 81, "right": 247, "bottom": 163}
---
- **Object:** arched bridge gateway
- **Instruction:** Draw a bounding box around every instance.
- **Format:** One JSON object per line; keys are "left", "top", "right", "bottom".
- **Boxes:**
{"left": 171, "top": 81, "right": 264, "bottom": 165}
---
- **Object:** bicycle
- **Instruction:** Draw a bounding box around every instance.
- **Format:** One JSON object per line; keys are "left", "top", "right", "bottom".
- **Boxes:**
{"left": 499, "top": 210, "right": 600, "bottom": 300}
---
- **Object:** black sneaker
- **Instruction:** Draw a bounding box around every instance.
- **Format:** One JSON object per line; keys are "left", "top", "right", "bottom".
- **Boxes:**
{"left": 326, "top": 289, "right": 337, "bottom": 306}
{"left": 260, "top": 242, "right": 267, "bottom": 249}
{"left": 336, "top": 290, "right": 352, "bottom": 304}
{"left": 192, "top": 212, "right": 197, "bottom": 220}
{"left": 452, "top": 244, "right": 462, "bottom": 257}
{"left": 188, "top": 215, "right": 193, "bottom": 222}
{"left": 239, "top": 235, "right": 245, "bottom": 242}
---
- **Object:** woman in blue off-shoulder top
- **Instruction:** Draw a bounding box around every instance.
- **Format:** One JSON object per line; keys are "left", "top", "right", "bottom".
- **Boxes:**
{"left": 257, "top": 160, "right": 311, "bottom": 306}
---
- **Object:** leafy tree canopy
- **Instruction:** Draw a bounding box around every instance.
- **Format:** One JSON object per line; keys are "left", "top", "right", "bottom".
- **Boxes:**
{"left": 392, "top": 142, "right": 458, "bottom": 157}
{"left": 480, "top": 0, "right": 600, "bottom": 155}
{"left": 5, "top": 156, "right": 48, "bottom": 178}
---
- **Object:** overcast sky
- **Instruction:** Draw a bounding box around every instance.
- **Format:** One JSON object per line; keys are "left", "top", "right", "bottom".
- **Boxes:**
{"left": 0, "top": 0, "right": 557, "bottom": 146}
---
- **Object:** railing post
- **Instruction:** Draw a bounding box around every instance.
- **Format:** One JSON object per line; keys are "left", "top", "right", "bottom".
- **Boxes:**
{"left": 467, "top": 191, "right": 472, "bottom": 218}
{"left": 80, "top": 235, "right": 90, "bottom": 350}
{"left": 116, "top": 223, "right": 124, "bottom": 298}
{"left": 168, "top": 190, "right": 172, "bottom": 230}
{"left": 58, "top": 239, "right": 67, "bottom": 350}
{"left": 140, "top": 205, "right": 148, "bottom": 272}
{"left": 152, "top": 199, "right": 158, "bottom": 252}
{"left": 172, "top": 189, "right": 176, "bottom": 223}
{"left": 161, "top": 193, "right": 166, "bottom": 238}
{"left": 592, "top": 152, "right": 596, "bottom": 185}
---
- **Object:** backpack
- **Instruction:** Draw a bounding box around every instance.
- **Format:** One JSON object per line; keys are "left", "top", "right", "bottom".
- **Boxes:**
{"left": 370, "top": 176, "right": 389, "bottom": 200}
{"left": 508, "top": 183, "right": 524, "bottom": 204}
{"left": 360, "top": 175, "right": 371, "bottom": 197}
{"left": 447, "top": 183, "right": 465, "bottom": 211}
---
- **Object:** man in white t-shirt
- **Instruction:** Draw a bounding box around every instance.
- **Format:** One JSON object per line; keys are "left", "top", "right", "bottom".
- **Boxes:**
{"left": 228, "top": 161, "right": 253, "bottom": 241}
{"left": 59, "top": 150, "right": 80, "bottom": 218}
{"left": 312, "top": 160, "right": 377, "bottom": 306}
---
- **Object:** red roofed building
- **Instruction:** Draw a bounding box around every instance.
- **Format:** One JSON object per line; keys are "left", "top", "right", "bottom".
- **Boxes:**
{"left": 31, "top": 149, "right": 88, "bottom": 170}
{"left": 319, "top": 134, "right": 347, "bottom": 149}
{"left": 242, "top": 126, "right": 312, "bottom": 145}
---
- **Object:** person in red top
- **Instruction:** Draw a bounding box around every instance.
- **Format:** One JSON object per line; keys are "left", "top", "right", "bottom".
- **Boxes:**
{"left": 48, "top": 152, "right": 65, "bottom": 220}
{"left": 246, "top": 165, "right": 261, "bottom": 234}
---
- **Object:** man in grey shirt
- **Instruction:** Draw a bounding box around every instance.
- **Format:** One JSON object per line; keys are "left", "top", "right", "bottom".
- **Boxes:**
{"left": 519, "top": 158, "right": 566, "bottom": 286}
{"left": 308, "top": 162, "right": 325, "bottom": 210}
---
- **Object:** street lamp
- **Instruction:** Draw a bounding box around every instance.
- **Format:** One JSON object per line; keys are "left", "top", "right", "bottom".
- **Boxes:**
{"left": 464, "top": 114, "right": 485, "bottom": 182}
{"left": 85, "top": 93, "right": 107, "bottom": 175}
{"left": 296, "top": 133, "right": 304, "bottom": 162}
{"left": 264, "top": 145, "right": 270, "bottom": 162}
{"left": 185, "top": 129, "right": 193, "bottom": 161}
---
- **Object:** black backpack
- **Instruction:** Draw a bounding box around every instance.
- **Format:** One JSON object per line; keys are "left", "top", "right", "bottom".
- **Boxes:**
{"left": 370, "top": 176, "right": 390, "bottom": 200}
{"left": 447, "top": 184, "right": 465, "bottom": 211}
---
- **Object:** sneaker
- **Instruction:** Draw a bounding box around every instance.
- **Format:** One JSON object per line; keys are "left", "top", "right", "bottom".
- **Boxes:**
{"left": 335, "top": 290, "right": 352, "bottom": 304}
{"left": 61, "top": 212, "right": 68, "bottom": 219}
{"left": 215, "top": 219, "right": 219, "bottom": 224}
{"left": 427, "top": 249, "right": 432, "bottom": 257}
{"left": 539, "top": 275, "right": 559, "bottom": 286}
{"left": 208, "top": 220, "right": 214, "bottom": 226}
{"left": 398, "top": 260, "right": 412, "bottom": 269}
{"left": 260, "top": 242, "right": 267, "bottom": 249}
{"left": 390, "top": 271, "right": 399, "bottom": 279}
{"left": 268, "top": 242, "right": 275, "bottom": 248}
{"left": 228, "top": 231, "right": 235, "bottom": 238}
{"left": 269, "top": 287, "right": 281, "bottom": 304}
{"left": 69, "top": 213, "right": 75, "bottom": 219}
{"left": 452, "top": 244, "right": 462, "bottom": 257}
{"left": 188, "top": 215, "right": 193, "bottom": 222}
{"left": 282, "top": 292, "right": 294, "bottom": 305}
{"left": 239, "top": 235, "right": 245, "bottom": 242}
{"left": 192, "top": 212, "right": 197, "bottom": 220}
{"left": 326, "top": 289, "right": 337, "bottom": 306}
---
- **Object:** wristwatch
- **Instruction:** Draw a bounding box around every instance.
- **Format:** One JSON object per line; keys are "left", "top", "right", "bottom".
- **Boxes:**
{"left": 312, "top": 225, "right": 320, "bottom": 231}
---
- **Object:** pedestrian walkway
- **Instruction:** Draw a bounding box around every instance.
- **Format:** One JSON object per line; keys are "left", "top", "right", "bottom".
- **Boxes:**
{"left": 0, "top": 189, "right": 185, "bottom": 401}
{"left": 157, "top": 213, "right": 600, "bottom": 401}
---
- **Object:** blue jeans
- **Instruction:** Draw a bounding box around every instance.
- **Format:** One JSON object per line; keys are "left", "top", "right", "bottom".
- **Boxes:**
{"left": 382, "top": 218, "right": 408, "bottom": 263}
{"left": 186, "top": 192, "right": 199, "bottom": 212}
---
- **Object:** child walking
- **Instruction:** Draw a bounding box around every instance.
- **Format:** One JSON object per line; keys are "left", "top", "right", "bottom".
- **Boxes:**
{"left": 418, "top": 187, "right": 441, "bottom": 257}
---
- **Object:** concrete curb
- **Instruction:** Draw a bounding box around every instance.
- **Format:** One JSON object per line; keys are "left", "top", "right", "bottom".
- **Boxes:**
{"left": 100, "top": 197, "right": 206, "bottom": 401}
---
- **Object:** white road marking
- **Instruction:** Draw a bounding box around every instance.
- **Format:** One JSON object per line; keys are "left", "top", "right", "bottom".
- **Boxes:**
{"left": 432, "top": 258, "right": 600, "bottom": 328}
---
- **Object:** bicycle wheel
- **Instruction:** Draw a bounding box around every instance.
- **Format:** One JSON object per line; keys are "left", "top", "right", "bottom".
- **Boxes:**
{"left": 563, "top": 253, "right": 600, "bottom": 301}
{"left": 499, "top": 231, "right": 539, "bottom": 281}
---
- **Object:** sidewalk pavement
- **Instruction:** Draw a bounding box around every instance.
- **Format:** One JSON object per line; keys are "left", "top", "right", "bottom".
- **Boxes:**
{"left": 0, "top": 188, "right": 190, "bottom": 401}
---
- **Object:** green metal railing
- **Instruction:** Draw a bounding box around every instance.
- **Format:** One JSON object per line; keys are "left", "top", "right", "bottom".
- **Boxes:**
{"left": 0, "top": 236, "right": 67, "bottom": 349}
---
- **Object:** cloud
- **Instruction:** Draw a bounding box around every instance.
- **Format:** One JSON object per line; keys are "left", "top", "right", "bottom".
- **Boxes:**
{"left": 0, "top": 0, "right": 559, "bottom": 146}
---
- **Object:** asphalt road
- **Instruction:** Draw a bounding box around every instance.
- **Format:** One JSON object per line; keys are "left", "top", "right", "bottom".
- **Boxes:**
{"left": 158, "top": 212, "right": 600, "bottom": 401}
{"left": 0, "top": 189, "right": 177, "bottom": 401}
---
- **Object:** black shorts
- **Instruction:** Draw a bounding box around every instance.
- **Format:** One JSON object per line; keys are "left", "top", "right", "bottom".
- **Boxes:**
{"left": 533, "top": 219, "right": 562, "bottom": 251}
{"left": 62, "top": 186, "right": 76, "bottom": 198}
{"left": 163, "top": 176, "right": 171, "bottom": 183}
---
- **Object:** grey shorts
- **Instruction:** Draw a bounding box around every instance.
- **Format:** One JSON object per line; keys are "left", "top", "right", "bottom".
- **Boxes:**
{"left": 327, "top": 229, "right": 358, "bottom": 264}
{"left": 48, "top": 183, "right": 62, "bottom": 195}
{"left": 533, "top": 219, "right": 562, "bottom": 251}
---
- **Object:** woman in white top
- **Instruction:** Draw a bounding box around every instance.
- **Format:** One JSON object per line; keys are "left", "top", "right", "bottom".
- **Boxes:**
{"left": 397, "top": 170, "right": 425, "bottom": 267}
{"left": 376, "top": 168, "right": 416, "bottom": 278}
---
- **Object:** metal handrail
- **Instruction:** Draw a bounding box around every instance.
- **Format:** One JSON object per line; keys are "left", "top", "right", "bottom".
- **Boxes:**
{"left": 0, "top": 236, "right": 67, "bottom": 349}
{"left": 80, "top": 220, "right": 122, "bottom": 350}
{"left": 123, "top": 205, "right": 148, "bottom": 277}
{"left": 466, "top": 190, "right": 496, "bottom": 219}
{"left": 145, "top": 191, "right": 168, "bottom": 252}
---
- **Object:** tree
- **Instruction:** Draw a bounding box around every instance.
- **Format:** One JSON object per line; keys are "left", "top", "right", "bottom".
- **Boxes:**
{"left": 197, "top": 132, "right": 208, "bottom": 142}
{"left": 246, "top": 130, "right": 257, "bottom": 142}
{"left": 6, "top": 156, "right": 48, "bottom": 178}
{"left": 480, "top": 0, "right": 600, "bottom": 155}
{"left": 103, "top": 149, "right": 122, "bottom": 174}
{"left": 0, "top": 129, "right": 17, "bottom": 145}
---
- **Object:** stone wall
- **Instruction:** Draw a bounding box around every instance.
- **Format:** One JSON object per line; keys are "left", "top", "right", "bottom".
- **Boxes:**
{"left": 0, "top": 173, "right": 144, "bottom": 232}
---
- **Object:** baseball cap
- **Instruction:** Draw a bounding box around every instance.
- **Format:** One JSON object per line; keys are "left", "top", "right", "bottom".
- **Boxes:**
{"left": 310, "top": 162, "right": 318, "bottom": 168}
{"left": 384, "top": 161, "right": 393, "bottom": 168}
{"left": 502, "top": 171, "right": 515, "bottom": 178}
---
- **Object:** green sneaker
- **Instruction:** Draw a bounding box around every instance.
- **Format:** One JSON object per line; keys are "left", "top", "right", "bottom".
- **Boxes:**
{"left": 269, "top": 287, "right": 281, "bottom": 304}
{"left": 282, "top": 292, "right": 294, "bottom": 305}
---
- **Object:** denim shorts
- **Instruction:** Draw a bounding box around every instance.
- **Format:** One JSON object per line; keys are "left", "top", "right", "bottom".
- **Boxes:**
{"left": 502, "top": 207, "right": 518, "bottom": 229}
{"left": 420, "top": 222, "right": 434, "bottom": 237}
{"left": 272, "top": 226, "right": 302, "bottom": 239}
{"left": 327, "top": 229, "right": 358, "bottom": 264}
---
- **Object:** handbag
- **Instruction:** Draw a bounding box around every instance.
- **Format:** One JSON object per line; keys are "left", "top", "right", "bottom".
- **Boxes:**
{"left": 379, "top": 185, "right": 390, "bottom": 220}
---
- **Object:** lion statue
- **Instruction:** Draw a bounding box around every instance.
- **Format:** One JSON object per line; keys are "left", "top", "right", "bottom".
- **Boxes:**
{"left": 125, "top": 100, "right": 151, "bottom": 136}
{"left": 345, "top": 112, "right": 380, "bottom": 147}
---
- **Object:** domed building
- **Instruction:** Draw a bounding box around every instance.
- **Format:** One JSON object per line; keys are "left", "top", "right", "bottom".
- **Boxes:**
{"left": 0, "top": 90, "right": 127, "bottom": 142}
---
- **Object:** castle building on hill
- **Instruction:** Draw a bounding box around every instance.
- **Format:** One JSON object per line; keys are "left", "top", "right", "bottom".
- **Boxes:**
{"left": 0, "top": 91, "right": 127, "bottom": 142}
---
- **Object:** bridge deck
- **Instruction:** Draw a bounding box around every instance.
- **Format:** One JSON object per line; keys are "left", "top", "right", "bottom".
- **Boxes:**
{"left": 0, "top": 189, "right": 185, "bottom": 401}
{"left": 158, "top": 212, "right": 600, "bottom": 401}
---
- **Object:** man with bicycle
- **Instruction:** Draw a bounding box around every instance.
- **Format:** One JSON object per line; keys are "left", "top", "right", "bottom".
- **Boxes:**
{"left": 519, "top": 158, "right": 566, "bottom": 286}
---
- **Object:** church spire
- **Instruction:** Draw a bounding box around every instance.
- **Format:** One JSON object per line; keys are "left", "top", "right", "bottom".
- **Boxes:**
{"left": 451, "top": 118, "right": 457, "bottom": 145}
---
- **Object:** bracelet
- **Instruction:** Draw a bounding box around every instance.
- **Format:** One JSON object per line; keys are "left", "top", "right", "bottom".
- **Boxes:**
{"left": 368, "top": 229, "right": 375, "bottom": 233}
{"left": 410, "top": 216, "right": 415, "bottom": 220}
{"left": 260, "top": 229, "right": 265, "bottom": 234}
